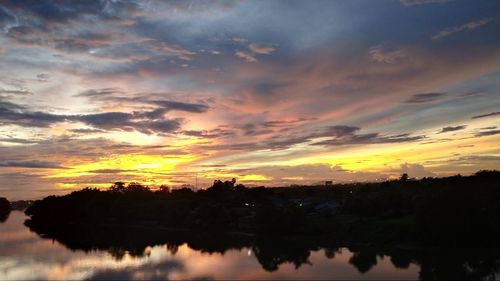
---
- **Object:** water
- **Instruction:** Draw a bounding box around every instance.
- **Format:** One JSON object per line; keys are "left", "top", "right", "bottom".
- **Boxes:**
{"left": 1, "top": 211, "right": 499, "bottom": 280}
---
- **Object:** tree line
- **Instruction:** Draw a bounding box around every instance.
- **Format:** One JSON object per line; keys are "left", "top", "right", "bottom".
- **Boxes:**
{"left": 25, "top": 170, "right": 500, "bottom": 245}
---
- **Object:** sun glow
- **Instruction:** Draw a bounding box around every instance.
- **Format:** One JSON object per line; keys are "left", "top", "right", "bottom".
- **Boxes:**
{"left": 47, "top": 154, "right": 199, "bottom": 186}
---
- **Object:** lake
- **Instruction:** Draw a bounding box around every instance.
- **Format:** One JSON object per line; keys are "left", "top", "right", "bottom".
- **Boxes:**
{"left": 1, "top": 211, "right": 499, "bottom": 280}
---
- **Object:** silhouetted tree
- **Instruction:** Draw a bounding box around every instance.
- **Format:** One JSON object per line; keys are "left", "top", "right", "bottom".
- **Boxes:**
{"left": 0, "top": 197, "right": 10, "bottom": 223}
{"left": 349, "top": 249, "right": 378, "bottom": 274}
{"left": 127, "top": 182, "right": 150, "bottom": 192}
{"left": 400, "top": 173, "right": 408, "bottom": 182}
{"left": 158, "top": 185, "right": 170, "bottom": 192}
{"left": 110, "top": 182, "right": 126, "bottom": 192}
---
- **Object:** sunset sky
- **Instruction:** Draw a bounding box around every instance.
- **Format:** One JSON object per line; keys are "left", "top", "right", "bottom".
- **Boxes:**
{"left": 0, "top": 0, "right": 499, "bottom": 199}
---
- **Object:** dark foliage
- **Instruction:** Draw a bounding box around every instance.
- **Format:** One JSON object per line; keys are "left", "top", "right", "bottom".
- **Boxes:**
{"left": 24, "top": 218, "right": 500, "bottom": 279}
{"left": 21, "top": 172, "right": 500, "bottom": 278}
{"left": 25, "top": 170, "right": 500, "bottom": 246}
{"left": 0, "top": 197, "right": 11, "bottom": 223}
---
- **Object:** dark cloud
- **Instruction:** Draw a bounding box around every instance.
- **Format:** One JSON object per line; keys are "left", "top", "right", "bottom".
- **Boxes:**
{"left": 182, "top": 128, "right": 235, "bottom": 139}
{"left": 78, "top": 112, "right": 182, "bottom": 135}
{"left": 202, "top": 142, "right": 260, "bottom": 151}
{"left": 197, "top": 125, "right": 423, "bottom": 151}
{"left": 213, "top": 118, "right": 316, "bottom": 139}
{"left": 312, "top": 126, "right": 424, "bottom": 146}
{"left": 78, "top": 112, "right": 134, "bottom": 129}
{"left": 0, "top": 160, "right": 64, "bottom": 169}
{"left": 74, "top": 88, "right": 123, "bottom": 98}
{"left": 0, "top": 101, "right": 182, "bottom": 134}
{"left": 89, "top": 169, "right": 132, "bottom": 174}
{"left": 439, "top": 125, "right": 466, "bottom": 133}
{"left": 475, "top": 129, "right": 500, "bottom": 137}
{"left": 236, "top": 123, "right": 273, "bottom": 136}
{"left": 472, "top": 111, "right": 500, "bottom": 119}
{"left": 0, "top": 137, "right": 40, "bottom": 144}
{"left": 193, "top": 164, "right": 227, "bottom": 168}
{"left": 152, "top": 100, "right": 210, "bottom": 113}
{"left": 0, "top": 106, "right": 68, "bottom": 127}
{"left": 313, "top": 133, "right": 423, "bottom": 146}
{"left": 261, "top": 117, "right": 316, "bottom": 128}
{"left": 74, "top": 89, "right": 210, "bottom": 114}
{"left": 404, "top": 93, "right": 445, "bottom": 103}
{"left": 320, "top": 125, "right": 360, "bottom": 137}
{"left": 0, "top": 98, "right": 27, "bottom": 111}
{"left": 69, "top": 128, "right": 106, "bottom": 134}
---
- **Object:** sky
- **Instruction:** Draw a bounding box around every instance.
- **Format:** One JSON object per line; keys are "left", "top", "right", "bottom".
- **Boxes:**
{"left": 0, "top": 0, "right": 499, "bottom": 199}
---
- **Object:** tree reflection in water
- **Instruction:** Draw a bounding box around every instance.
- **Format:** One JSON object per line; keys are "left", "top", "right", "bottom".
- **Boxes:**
{"left": 0, "top": 197, "right": 10, "bottom": 223}
{"left": 25, "top": 220, "right": 500, "bottom": 280}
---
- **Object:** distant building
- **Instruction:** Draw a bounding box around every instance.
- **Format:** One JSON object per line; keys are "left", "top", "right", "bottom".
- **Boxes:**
{"left": 325, "top": 181, "right": 333, "bottom": 186}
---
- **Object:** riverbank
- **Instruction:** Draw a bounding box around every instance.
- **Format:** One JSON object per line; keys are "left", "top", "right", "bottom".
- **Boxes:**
{"left": 25, "top": 170, "right": 500, "bottom": 248}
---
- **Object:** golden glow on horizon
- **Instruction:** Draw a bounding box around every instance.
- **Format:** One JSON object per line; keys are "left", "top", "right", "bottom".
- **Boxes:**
{"left": 48, "top": 154, "right": 198, "bottom": 184}
{"left": 285, "top": 134, "right": 500, "bottom": 173}
{"left": 41, "top": 132, "right": 499, "bottom": 188}
{"left": 202, "top": 172, "right": 271, "bottom": 182}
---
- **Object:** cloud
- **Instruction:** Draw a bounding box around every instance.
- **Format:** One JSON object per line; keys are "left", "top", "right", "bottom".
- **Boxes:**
{"left": 74, "top": 89, "right": 210, "bottom": 114}
{"left": 432, "top": 18, "right": 494, "bottom": 40}
{"left": 36, "top": 73, "right": 49, "bottom": 82}
{"left": 0, "top": 89, "right": 33, "bottom": 95}
{"left": 69, "top": 128, "right": 106, "bottom": 134}
{"left": 144, "top": 39, "right": 197, "bottom": 61}
{"left": 0, "top": 0, "right": 142, "bottom": 25}
{"left": 182, "top": 128, "right": 235, "bottom": 139}
{"left": 235, "top": 51, "right": 257, "bottom": 62}
{"left": 400, "top": 0, "right": 454, "bottom": 6}
{"left": 472, "top": 111, "right": 500, "bottom": 119}
{"left": 249, "top": 43, "right": 275, "bottom": 55}
{"left": 313, "top": 132, "right": 423, "bottom": 147}
{"left": 0, "top": 137, "right": 40, "bottom": 144}
{"left": 74, "top": 88, "right": 124, "bottom": 98}
{"left": 89, "top": 169, "right": 133, "bottom": 174}
{"left": 369, "top": 46, "right": 405, "bottom": 64}
{"left": 221, "top": 163, "right": 389, "bottom": 185}
{"left": 310, "top": 126, "right": 423, "bottom": 146}
{"left": 79, "top": 112, "right": 182, "bottom": 134}
{"left": 0, "top": 107, "right": 69, "bottom": 127}
{"left": 404, "top": 93, "right": 445, "bottom": 103}
{"left": 0, "top": 160, "right": 65, "bottom": 169}
{"left": 439, "top": 125, "right": 466, "bottom": 133}
{"left": 261, "top": 118, "right": 316, "bottom": 128}
{"left": 475, "top": 129, "right": 500, "bottom": 137}
{"left": 198, "top": 125, "right": 423, "bottom": 151}
{"left": 400, "top": 163, "right": 435, "bottom": 178}
{"left": 0, "top": 99, "right": 183, "bottom": 134}
{"left": 151, "top": 100, "right": 209, "bottom": 113}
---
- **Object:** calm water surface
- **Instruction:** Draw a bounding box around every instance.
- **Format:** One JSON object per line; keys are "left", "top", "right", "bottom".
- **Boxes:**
{"left": 1, "top": 211, "right": 499, "bottom": 280}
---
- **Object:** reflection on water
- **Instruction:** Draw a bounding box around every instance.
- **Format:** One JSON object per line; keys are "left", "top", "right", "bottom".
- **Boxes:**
{"left": 0, "top": 209, "right": 9, "bottom": 223}
{"left": 1, "top": 211, "right": 500, "bottom": 280}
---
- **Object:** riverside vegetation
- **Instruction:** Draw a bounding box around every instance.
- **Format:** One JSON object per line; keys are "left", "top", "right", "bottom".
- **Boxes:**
{"left": 19, "top": 170, "right": 500, "bottom": 279}
{"left": 24, "top": 170, "right": 500, "bottom": 246}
